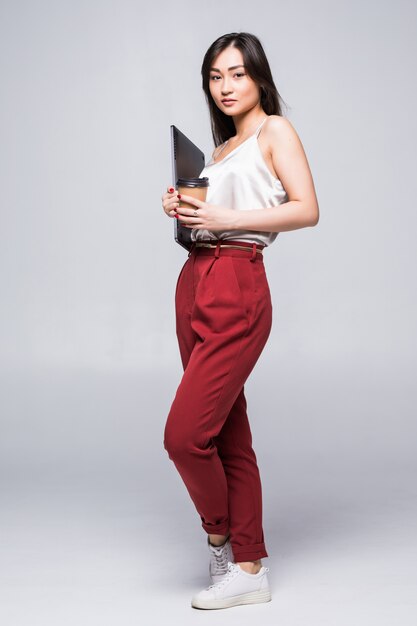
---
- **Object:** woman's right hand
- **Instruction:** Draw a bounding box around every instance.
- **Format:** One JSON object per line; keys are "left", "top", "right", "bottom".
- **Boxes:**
{"left": 162, "top": 186, "right": 179, "bottom": 218}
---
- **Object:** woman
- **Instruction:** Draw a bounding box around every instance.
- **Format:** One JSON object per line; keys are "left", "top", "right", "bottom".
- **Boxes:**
{"left": 161, "top": 32, "right": 319, "bottom": 610}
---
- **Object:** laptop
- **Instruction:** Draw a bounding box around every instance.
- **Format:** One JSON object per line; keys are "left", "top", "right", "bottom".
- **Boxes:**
{"left": 170, "top": 125, "right": 206, "bottom": 251}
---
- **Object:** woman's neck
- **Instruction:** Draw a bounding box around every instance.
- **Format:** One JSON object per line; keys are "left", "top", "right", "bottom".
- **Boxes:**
{"left": 231, "top": 108, "right": 267, "bottom": 140}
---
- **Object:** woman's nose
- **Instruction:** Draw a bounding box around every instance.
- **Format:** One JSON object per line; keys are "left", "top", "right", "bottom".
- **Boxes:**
{"left": 221, "top": 84, "right": 232, "bottom": 95}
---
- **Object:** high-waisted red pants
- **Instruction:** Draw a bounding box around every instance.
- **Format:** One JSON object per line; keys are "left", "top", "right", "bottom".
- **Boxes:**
{"left": 163, "top": 239, "right": 273, "bottom": 562}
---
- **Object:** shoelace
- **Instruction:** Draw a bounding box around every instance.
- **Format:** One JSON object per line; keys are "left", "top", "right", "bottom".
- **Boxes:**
{"left": 210, "top": 542, "right": 231, "bottom": 575}
{"left": 207, "top": 561, "right": 270, "bottom": 590}
{"left": 207, "top": 561, "right": 240, "bottom": 590}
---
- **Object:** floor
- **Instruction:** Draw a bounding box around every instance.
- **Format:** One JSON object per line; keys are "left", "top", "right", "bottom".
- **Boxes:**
{"left": 0, "top": 478, "right": 416, "bottom": 626}
{"left": 1, "top": 368, "right": 416, "bottom": 625}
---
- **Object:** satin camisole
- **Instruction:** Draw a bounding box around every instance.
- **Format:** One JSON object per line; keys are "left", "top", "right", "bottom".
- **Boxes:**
{"left": 191, "top": 116, "right": 288, "bottom": 247}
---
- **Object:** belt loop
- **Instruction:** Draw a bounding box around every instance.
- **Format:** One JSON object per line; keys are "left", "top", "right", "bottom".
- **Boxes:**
{"left": 214, "top": 240, "right": 221, "bottom": 259}
{"left": 188, "top": 242, "right": 196, "bottom": 257}
{"left": 250, "top": 243, "right": 257, "bottom": 262}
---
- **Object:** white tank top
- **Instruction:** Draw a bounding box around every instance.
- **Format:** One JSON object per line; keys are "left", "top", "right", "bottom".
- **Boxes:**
{"left": 192, "top": 116, "right": 288, "bottom": 247}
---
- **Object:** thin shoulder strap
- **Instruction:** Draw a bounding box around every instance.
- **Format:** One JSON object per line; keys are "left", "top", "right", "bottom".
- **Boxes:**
{"left": 255, "top": 117, "right": 268, "bottom": 138}
{"left": 213, "top": 141, "right": 228, "bottom": 159}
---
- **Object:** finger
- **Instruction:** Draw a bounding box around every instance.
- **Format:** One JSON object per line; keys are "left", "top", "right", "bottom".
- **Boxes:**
{"left": 177, "top": 213, "right": 201, "bottom": 225}
{"left": 164, "top": 199, "right": 179, "bottom": 211}
{"left": 163, "top": 187, "right": 177, "bottom": 201}
{"left": 178, "top": 193, "right": 203, "bottom": 208}
{"left": 176, "top": 205, "right": 200, "bottom": 216}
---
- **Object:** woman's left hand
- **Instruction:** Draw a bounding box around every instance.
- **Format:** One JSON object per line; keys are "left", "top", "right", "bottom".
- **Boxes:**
{"left": 175, "top": 193, "right": 237, "bottom": 231}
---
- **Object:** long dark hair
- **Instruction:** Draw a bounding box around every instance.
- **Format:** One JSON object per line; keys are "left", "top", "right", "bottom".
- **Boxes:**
{"left": 201, "top": 32, "right": 289, "bottom": 147}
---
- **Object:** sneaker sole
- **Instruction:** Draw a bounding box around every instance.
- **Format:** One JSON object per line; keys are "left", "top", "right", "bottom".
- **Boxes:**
{"left": 191, "top": 589, "right": 272, "bottom": 609}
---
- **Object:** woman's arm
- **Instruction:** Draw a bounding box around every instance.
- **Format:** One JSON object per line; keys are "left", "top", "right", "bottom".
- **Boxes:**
{"left": 176, "top": 117, "right": 319, "bottom": 233}
{"left": 234, "top": 116, "right": 319, "bottom": 232}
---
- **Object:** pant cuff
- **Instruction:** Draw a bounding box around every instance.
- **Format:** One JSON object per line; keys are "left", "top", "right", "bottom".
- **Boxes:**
{"left": 231, "top": 542, "right": 268, "bottom": 562}
{"left": 201, "top": 520, "right": 230, "bottom": 536}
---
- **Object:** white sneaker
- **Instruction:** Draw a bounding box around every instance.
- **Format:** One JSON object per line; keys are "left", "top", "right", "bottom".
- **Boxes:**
{"left": 208, "top": 535, "right": 234, "bottom": 583}
{"left": 192, "top": 560, "right": 272, "bottom": 610}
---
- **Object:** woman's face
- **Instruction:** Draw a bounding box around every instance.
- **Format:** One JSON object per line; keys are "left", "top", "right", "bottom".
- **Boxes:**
{"left": 209, "top": 46, "right": 261, "bottom": 117}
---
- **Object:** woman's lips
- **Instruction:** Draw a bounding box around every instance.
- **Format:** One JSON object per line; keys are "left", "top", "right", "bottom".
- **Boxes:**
{"left": 222, "top": 100, "right": 236, "bottom": 106}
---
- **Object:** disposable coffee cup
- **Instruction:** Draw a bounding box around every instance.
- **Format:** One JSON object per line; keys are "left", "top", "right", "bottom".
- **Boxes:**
{"left": 177, "top": 177, "right": 209, "bottom": 209}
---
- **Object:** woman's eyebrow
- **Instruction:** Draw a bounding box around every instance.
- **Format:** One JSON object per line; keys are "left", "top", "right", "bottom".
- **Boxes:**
{"left": 209, "top": 64, "right": 245, "bottom": 72}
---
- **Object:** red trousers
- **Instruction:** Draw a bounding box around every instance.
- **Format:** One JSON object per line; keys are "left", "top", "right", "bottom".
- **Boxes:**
{"left": 163, "top": 240, "right": 273, "bottom": 562}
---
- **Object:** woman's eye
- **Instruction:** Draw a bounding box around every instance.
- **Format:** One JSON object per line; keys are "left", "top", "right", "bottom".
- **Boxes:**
{"left": 210, "top": 73, "right": 245, "bottom": 80}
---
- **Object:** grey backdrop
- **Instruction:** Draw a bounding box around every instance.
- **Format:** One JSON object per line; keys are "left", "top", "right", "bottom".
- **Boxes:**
{"left": 1, "top": 1, "right": 416, "bottom": 624}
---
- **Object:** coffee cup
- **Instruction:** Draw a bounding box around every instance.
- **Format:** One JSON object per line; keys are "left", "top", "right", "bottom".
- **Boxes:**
{"left": 177, "top": 177, "right": 209, "bottom": 209}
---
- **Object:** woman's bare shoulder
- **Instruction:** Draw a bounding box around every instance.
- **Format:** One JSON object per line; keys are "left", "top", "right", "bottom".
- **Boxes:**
{"left": 264, "top": 114, "right": 296, "bottom": 133}
{"left": 264, "top": 115, "right": 299, "bottom": 141}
